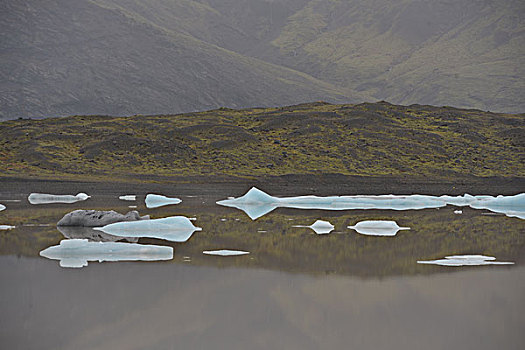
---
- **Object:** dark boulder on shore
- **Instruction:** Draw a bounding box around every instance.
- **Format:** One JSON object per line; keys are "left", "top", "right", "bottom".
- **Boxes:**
{"left": 57, "top": 210, "right": 150, "bottom": 227}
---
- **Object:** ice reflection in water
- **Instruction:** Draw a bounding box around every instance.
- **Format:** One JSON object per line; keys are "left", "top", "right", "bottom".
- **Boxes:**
{"left": 217, "top": 188, "right": 525, "bottom": 219}
{"left": 57, "top": 226, "right": 138, "bottom": 243}
{"left": 39, "top": 239, "right": 173, "bottom": 268}
{"left": 417, "top": 255, "right": 514, "bottom": 266}
{"left": 28, "top": 193, "right": 90, "bottom": 204}
{"left": 145, "top": 194, "right": 181, "bottom": 208}
{"left": 94, "top": 216, "right": 202, "bottom": 242}
{"left": 293, "top": 220, "right": 334, "bottom": 234}
{"left": 348, "top": 220, "right": 410, "bottom": 236}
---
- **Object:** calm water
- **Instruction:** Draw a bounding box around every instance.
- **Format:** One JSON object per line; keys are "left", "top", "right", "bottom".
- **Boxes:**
{"left": 1, "top": 181, "right": 524, "bottom": 349}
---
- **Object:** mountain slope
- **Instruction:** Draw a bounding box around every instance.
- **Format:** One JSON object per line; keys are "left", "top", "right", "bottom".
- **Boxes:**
{"left": 0, "top": 0, "right": 362, "bottom": 120}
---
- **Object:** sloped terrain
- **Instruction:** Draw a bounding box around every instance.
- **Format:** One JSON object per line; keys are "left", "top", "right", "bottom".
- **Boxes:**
{"left": 1, "top": 102, "right": 523, "bottom": 181}
{"left": 0, "top": 0, "right": 360, "bottom": 120}
{"left": 1, "top": 0, "right": 523, "bottom": 120}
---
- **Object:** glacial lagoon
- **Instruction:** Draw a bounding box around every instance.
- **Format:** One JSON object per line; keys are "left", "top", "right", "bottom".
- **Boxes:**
{"left": 1, "top": 181, "right": 524, "bottom": 349}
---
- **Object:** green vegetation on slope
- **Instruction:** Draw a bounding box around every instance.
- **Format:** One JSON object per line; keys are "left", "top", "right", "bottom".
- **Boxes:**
{"left": 0, "top": 102, "right": 523, "bottom": 181}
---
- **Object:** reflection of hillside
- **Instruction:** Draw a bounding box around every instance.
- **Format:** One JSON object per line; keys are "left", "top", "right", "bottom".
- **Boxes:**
{"left": 2, "top": 200, "right": 523, "bottom": 277}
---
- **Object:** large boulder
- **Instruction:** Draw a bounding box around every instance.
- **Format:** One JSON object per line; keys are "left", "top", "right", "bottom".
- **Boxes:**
{"left": 57, "top": 210, "right": 149, "bottom": 227}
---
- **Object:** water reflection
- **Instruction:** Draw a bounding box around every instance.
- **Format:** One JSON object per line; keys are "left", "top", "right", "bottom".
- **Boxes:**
{"left": 217, "top": 188, "right": 525, "bottom": 219}
{"left": 39, "top": 239, "right": 173, "bottom": 268}
{"left": 145, "top": 194, "right": 182, "bottom": 208}
{"left": 94, "top": 216, "right": 202, "bottom": 242}
{"left": 57, "top": 226, "right": 138, "bottom": 243}
{"left": 348, "top": 220, "right": 410, "bottom": 236}
{"left": 28, "top": 192, "right": 90, "bottom": 204}
{"left": 417, "top": 255, "right": 514, "bottom": 266}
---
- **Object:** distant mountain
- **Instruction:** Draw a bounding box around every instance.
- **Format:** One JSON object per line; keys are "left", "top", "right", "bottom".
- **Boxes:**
{"left": 1, "top": 0, "right": 523, "bottom": 120}
{"left": 0, "top": 0, "right": 362, "bottom": 120}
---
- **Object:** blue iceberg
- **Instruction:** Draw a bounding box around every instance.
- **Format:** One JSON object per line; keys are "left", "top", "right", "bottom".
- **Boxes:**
{"left": 348, "top": 220, "right": 410, "bottom": 236}
{"left": 293, "top": 220, "right": 335, "bottom": 234}
{"left": 145, "top": 194, "right": 182, "bottom": 208}
{"left": 417, "top": 255, "right": 514, "bottom": 266}
{"left": 28, "top": 192, "right": 90, "bottom": 204}
{"left": 203, "top": 249, "right": 250, "bottom": 256}
{"left": 119, "top": 195, "right": 136, "bottom": 201}
{"left": 94, "top": 216, "right": 202, "bottom": 242}
{"left": 217, "top": 187, "right": 525, "bottom": 220}
{"left": 40, "top": 239, "right": 173, "bottom": 268}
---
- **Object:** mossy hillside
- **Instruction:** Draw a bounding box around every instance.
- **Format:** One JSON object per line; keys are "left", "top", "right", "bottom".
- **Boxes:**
{"left": 0, "top": 101, "right": 523, "bottom": 181}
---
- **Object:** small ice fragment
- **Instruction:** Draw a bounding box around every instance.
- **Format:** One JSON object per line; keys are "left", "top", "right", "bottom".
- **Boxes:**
{"left": 0, "top": 225, "right": 15, "bottom": 230}
{"left": 293, "top": 220, "right": 334, "bottom": 234}
{"left": 220, "top": 218, "right": 227, "bottom": 221}
{"left": 348, "top": 220, "right": 410, "bottom": 236}
{"left": 257, "top": 230, "right": 267, "bottom": 233}
{"left": 203, "top": 250, "right": 250, "bottom": 256}
{"left": 128, "top": 206, "right": 137, "bottom": 208}
{"left": 189, "top": 217, "right": 197, "bottom": 221}
{"left": 417, "top": 255, "right": 514, "bottom": 266}
{"left": 145, "top": 194, "right": 182, "bottom": 208}
{"left": 0, "top": 200, "right": 21, "bottom": 202}
{"left": 454, "top": 210, "right": 462, "bottom": 214}
{"left": 0, "top": 204, "right": 5, "bottom": 211}
{"left": 94, "top": 216, "right": 201, "bottom": 242}
{"left": 40, "top": 239, "right": 173, "bottom": 268}
{"left": 119, "top": 195, "right": 136, "bottom": 201}
{"left": 28, "top": 193, "right": 90, "bottom": 204}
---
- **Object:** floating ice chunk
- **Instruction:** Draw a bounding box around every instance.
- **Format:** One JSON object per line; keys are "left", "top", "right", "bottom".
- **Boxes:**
{"left": 217, "top": 188, "right": 525, "bottom": 220}
{"left": 0, "top": 225, "right": 15, "bottom": 230}
{"left": 417, "top": 255, "right": 514, "bottom": 266}
{"left": 145, "top": 194, "right": 182, "bottom": 208}
{"left": 94, "top": 216, "right": 201, "bottom": 242}
{"left": 119, "top": 195, "right": 136, "bottom": 201}
{"left": 468, "top": 193, "right": 525, "bottom": 219}
{"left": 203, "top": 249, "right": 250, "bottom": 256}
{"left": 0, "top": 204, "right": 5, "bottom": 211}
{"left": 57, "top": 226, "right": 139, "bottom": 243}
{"left": 293, "top": 220, "right": 334, "bottom": 234}
{"left": 348, "top": 220, "right": 410, "bottom": 236}
{"left": 454, "top": 210, "right": 463, "bottom": 214}
{"left": 40, "top": 239, "right": 173, "bottom": 268}
{"left": 28, "top": 193, "right": 90, "bottom": 204}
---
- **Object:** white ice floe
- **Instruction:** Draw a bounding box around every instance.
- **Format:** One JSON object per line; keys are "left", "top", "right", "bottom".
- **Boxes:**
{"left": 0, "top": 225, "right": 15, "bottom": 230}
{"left": 94, "top": 216, "right": 201, "bottom": 242}
{"left": 119, "top": 195, "right": 136, "bottom": 201}
{"left": 348, "top": 220, "right": 410, "bottom": 236}
{"left": 145, "top": 194, "right": 182, "bottom": 208}
{"left": 217, "top": 187, "right": 525, "bottom": 220}
{"left": 40, "top": 239, "right": 173, "bottom": 268}
{"left": 417, "top": 255, "right": 514, "bottom": 266}
{"left": 28, "top": 193, "right": 90, "bottom": 204}
{"left": 293, "top": 220, "right": 334, "bottom": 234}
{"left": 203, "top": 249, "right": 250, "bottom": 256}
{"left": 454, "top": 210, "right": 463, "bottom": 214}
{"left": 0, "top": 204, "right": 5, "bottom": 211}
